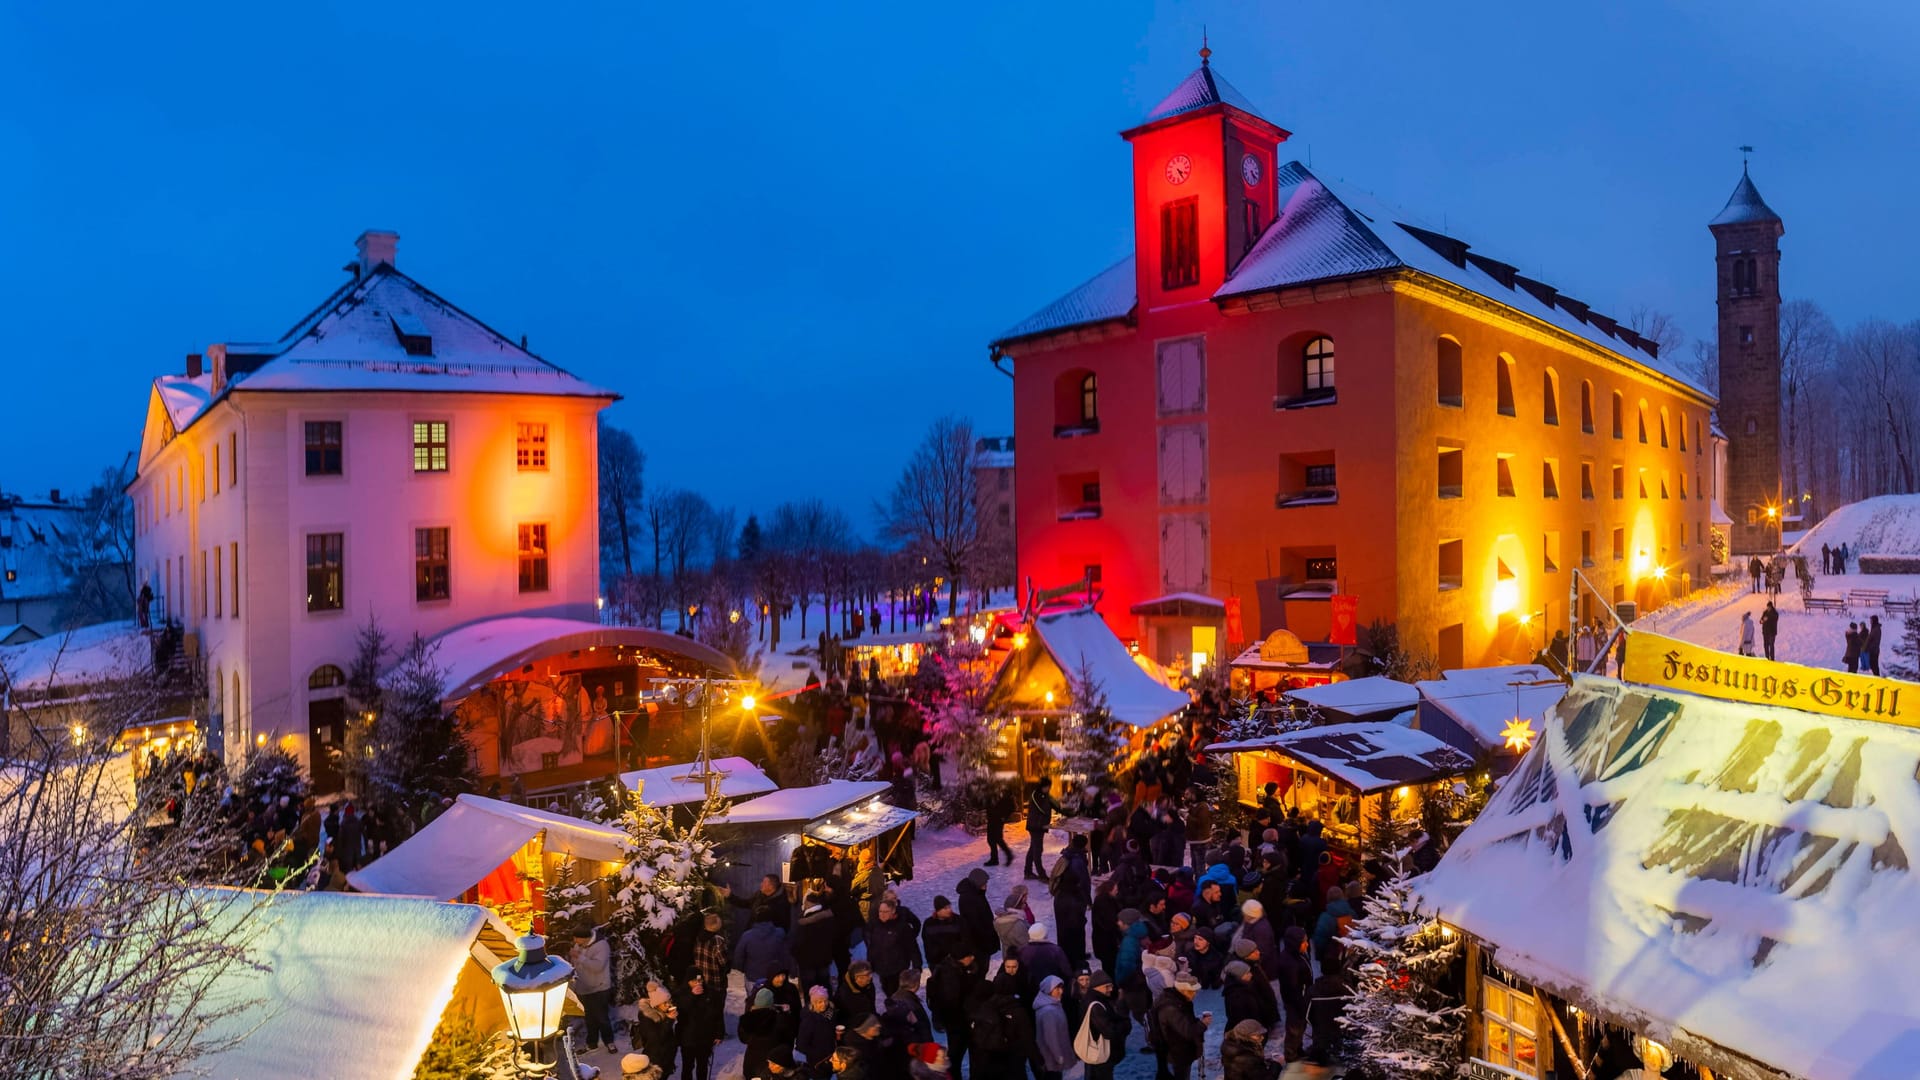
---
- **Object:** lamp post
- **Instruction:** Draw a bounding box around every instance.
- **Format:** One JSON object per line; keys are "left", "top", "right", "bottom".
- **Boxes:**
{"left": 492, "top": 933, "right": 574, "bottom": 1075}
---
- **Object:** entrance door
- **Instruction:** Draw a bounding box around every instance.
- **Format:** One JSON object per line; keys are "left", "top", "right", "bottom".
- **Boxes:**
{"left": 308, "top": 697, "right": 346, "bottom": 795}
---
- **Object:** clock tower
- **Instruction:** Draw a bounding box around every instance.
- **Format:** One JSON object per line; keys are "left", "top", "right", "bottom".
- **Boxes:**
{"left": 1709, "top": 165, "right": 1785, "bottom": 554}
{"left": 1123, "top": 45, "right": 1291, "bottom": 311}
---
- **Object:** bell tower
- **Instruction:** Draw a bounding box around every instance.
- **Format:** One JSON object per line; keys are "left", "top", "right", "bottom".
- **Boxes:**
{"left": 1709, "top": 163, "right": 1785, "bottom": 555}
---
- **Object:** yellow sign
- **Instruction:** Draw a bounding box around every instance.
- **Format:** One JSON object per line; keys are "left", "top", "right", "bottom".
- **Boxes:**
{"left": 1622, "top": 630, "right": 1913, "bottom": 727}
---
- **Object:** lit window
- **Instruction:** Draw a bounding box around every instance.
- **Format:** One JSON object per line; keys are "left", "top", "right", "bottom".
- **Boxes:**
{"left": 1541, "top": 369, "right": 1559, "bottom": 426}
{"left": 1542, "top": 460, "right": 1560, "bottom": 500}
{"left": 1580, "top": 381, "right": 1595, "bottom": 433}
{"left": 518, "top": 523, "right": 550, "bottom": 593}
{"left": 1302, "top": 337, "right": 1336, "bottom": 397}
{"left": 1437, "top": 338, "right": 1463, "bottom": 406}
{"left": 1611, "top": 392, "right": 1624, "bottom": 439}
{"left": 516, "top": 423, "right": 549, "bottom": 471}
{"left": 304, "top": 421, "right": 342, "bottom": 476}
{"left": 1580, "top": 463, "right": 1595, "bottom": 500}
{"left": 413, "top": 421, "right": 449, "bottom": 472}
{"left": 1081, "top": 374, "right": 1099, "bottom": 424}
{"left": 306, "top": 533, "right": 343, "bottom": 612}
{"left": 1480, "top": 981, "right": 1541, "bottom": 1075}
{"left": 415, "top": 527, "right": 450, "bottom": 602}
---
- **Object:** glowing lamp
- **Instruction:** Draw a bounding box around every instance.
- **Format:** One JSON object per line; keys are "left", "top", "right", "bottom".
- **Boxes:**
{"left": 741, "top": 695, "right": 757, "bottom": 713}
{"left": 729, "top": 609, "right": 741, "bottom": 624}
{"left": 1653, "top": 564, "right": 1668, "bottom": 581}
{"left": 1764, "top": 505, "right": 1778, "bottom": 520}
{"left": 1191, "top": 651, "right": 1209, "bottom": 676}
{"left": 1633, "top": 549, "right": 1651, "bottom": 577}
{"left": 255, "top": 733, "right": 267, "bottom": 747}
{"left": 1394, "top": 786, "right": 1411, "bottom": 799}
{"left": 596, "top": 596, "right": 606, "bottom": 610}
{"left": 492, "top": 934, "right": 573, "bottom": 1071}
{"left": 70, "top": 724, "right": 86, "bottom": 745}
{"left": 1012, "top": 632, "right": 1029, "bottom": 651}
{"left": 1501, "top": 717, "right": 1538, "bottom": 753}
{"left": 1490, "top": 578, "right": 1519, "bottom": 617}
{"left": 1043, "top": 690, "right": 1056, "bottom": 706}
{"left": 968, "top": 625, "right": 987, "bottom": 644}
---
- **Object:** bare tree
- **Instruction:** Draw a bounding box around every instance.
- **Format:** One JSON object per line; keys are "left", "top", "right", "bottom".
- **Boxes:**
{"left": 598, "top": 420, "right": 646, "bottom": 579}
{"left": 1845, "top": 319, "right": 1920, "bottom": 495}
{"left": 655, "top": 489, "right": 713, "bottom": 630}
{"left": 769, "top": 499, "right": 852, "bottom": 638}
{"left": 1626, "top": 305, "right": 1687, "bottom": 359}
{"left": 878, "top": 417, "right": 981, "bottom": 617}
{"left": 1778, "top": 300, "right": 1837, "bottom": 511}
{"left": 54, "top": 455, "right": 138, "bottom": 628}
{"left": 1685, "top": 339, "right": 1719, "bottom": 397}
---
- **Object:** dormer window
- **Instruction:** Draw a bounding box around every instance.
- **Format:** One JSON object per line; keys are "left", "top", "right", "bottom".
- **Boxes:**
{"left": 389, "top": 312, "right": 433, "bottom": 356}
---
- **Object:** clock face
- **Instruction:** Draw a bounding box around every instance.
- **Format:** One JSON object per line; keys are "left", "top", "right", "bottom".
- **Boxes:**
{"left": 1165, "top": 154, "right": 1192, "bottom": 186}
{"left": 1242, "top": 153, "right": 1262, "bottom": 187}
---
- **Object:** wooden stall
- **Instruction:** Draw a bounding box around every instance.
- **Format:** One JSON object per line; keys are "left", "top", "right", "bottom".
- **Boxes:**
{"left": 709, "top": 780, "right": 918, "bottom": 897}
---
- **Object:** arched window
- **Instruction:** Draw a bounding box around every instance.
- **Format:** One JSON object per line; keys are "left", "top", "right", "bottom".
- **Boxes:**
{"left": 1637, "top": 400, "right": 1650, "bottom": 444}
{"left": 1542, "top": 368, "right": 1560, "bottom": 426}
{"left": 1495, "top": 355, "right": 1517, "bottom": 417}
{"left": 1679, "top": 411, "right": 1688, "bottom": 451}
{"left": 1659, "top": 407, "right": 1670, "bottom": 448}
{"left": 309, "top": 665, "right": 347, "bottom": 690}
{"left": 1612, "top": 392, "right": 1624, "bottom": 439}
{"left": 1695, "top": 419, "right": 1703, "bottom": 454}
{"left": 1080, "top": 374, "right": 1098, "bottom": 423}
{"left": 231, "top": 672, "right": 243, "bottom": 745}
{"left": 1302, "top": 337, "right": 1336, "bottom": 398}
{"left": 1437, "top": 338, "right": 1463, "bottom": 406}
{"left": 1580, "top": 380, "right": 1595, "bottom": 434}
{"left": 211, "top": 665, "right": 224, "bottom": 721}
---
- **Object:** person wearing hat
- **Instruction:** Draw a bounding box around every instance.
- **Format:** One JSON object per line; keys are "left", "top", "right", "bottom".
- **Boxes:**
{"left": 623, "top": 1053, "right": 664, "bottom": 1080}
{"left": 1018, "top": 923, "right": 1072, "bottom": 996}
{"left": 1313, "top": 884, "right": 1355, "bottom": 970}
{"left": 795, "top": 987, "right": 838, "bottom": 1079}
{"left": 750, "top": 1046, "right": 799, "bottom": 1080}
{"left": 920, "top": 895, "right": 966, "bottom": 968}
{"left": 739, "top": 985, "right": 791, "bottom": 1080}
{"left": 674, "top": 973, "right": 725, "bottom": 1080}
{"left": 994, "top": 888, "right": 1035, "bottom": 957}
{"left": 928, "top": 944, "right": 983, "bottom": 1079}
{"left": 1221, "top": 959, "right": 1278, "bottom": 1033}
{"left": 1079, "top": 969, "right": 1131, "bottom": 1080}
{"left": 794, "top": 893, "right": 838, "bottom": 993}
{"left": 1090, "top": 877, "right": 1124, "bottom": 977}
{"left": 633, "top": 982, "right": 680, "bottom": 1078}
{"left": 1032, "top": 975, "right": 1073, "bottom": 1080}
{"left": 1219, "top": 1020, "right": 1269, "bottom": 1080}
{"left": 1180, "top": 924, "right": 1225, "bottom": 988}
{"left": 1231, "top": 900, "right": 1281, "bottom": 983}
{"left": 1149, "top": 974, "right": 1208, "bottom": 1080}
{"left": 957, "top": 868, "right": 998, "bottom": 961}
{"left": 907, "top": 1041, "right": 950, "bottom": 1080}
{"left": 1053, "top": 833, "right": 1094, "bottom": 971}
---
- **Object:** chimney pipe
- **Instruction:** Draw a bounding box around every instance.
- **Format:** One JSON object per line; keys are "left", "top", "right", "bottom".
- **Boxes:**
{"left": 186, "top": 353, "right": 203, "bottom": 378}
{"left": 48, "top": 489, "right": 60, "bottom": 504}
{"left": 355, "top": 230, "right": 400, "bottom": 275}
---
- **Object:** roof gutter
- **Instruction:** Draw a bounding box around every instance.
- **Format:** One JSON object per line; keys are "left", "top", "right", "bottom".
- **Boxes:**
{"left": 989, "top": 346, "right": 1013, "bottom": 379}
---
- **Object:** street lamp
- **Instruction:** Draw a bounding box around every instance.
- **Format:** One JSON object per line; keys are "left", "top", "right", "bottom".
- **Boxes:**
{"left": 492, "top": 934, "right": 574, "bottom": 1074}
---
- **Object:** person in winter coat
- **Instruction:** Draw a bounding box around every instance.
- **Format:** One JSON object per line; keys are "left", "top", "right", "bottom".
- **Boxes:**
{"left": 920, "top": 896, "right": 967, "bottom": 968}
{"left": 795, "top": 986, "right": 839, "bottom": 1079}
{"left": 761, "top": 970, "right": 804, "bottom": 1043}
{"left": 1273, "top": 927, "right": 1313, "bottom": 1059}
{"left": 995, "top": 891, "right": 1035, "bottom": 957}
{"left": 985, "top": 784, "right": 1017, "bottom": 866}
{"left": 752, "top": 1046, "right": 801, "bottom": 1080}
{"left": 957, "top": 868, "right": 998, "bottom": 961}
{"left": 1052, "top": 837, "right": 1093, "bottom": 970}
{"left": 1188, "top": 875, "right": 1230, "bottom": 933}
{"left": 1148, "top": 807, "right": 1186, "bottom": 868}
{"left": 1149, "top": 976, "right": 1208, "bottom": 1080}
{"left": 966, "top": 967, "right": 1021, "bottom": 1080}
{"left": 739, "top": 986, "right": 791, "bottom": 1080}
{"left": 1032, "top": 976, "right": 1073, "bottom": 1080}
{"left": 830, "top": 1045, "right": 869, "bottom": 1080}
{"left": 675, "top": 973, "right": 726, "bottom": 1080}
{"left": 569, "top": 925, "right": 616, "bottom": 1051}
{"left": 1845, "top": 623, "right": 1863, "bottom": 673}
{"left": 1024, "top": 779, "right": 1062, "bottom": 880}
{"left": 1113, "top": 909, "right": 1151, "bottom": 987}
{"left": 845, "top": 1014, "right": 901, "bottom": 1080}
{"left": 866, "top": 900, "right": 924, "bottom": 995}
{"left": 794, "top": 894, "right": 838, "bottom": 991}
{"left": 633, "top": 983, "right": 680, "bottom": 1078}
{"left": 1219, "top": 1020, "right": 1271, "bottom": 1080}
{"left": 1739, "top": 611, "right": 1757, "bottom": 657}
{"left": 736, "top": 914, "right": 797, "bottom": 985}
{"left": 1230, "top": 901, "right": 1282, "bottom": 982}
{"left": 836, "top": 961, "right": 879, "bottom": 1025}
{"left": 1220, "top": 961, "right": 1278, "bottom": 1031}
{"left": 1091, "top": 878, "right": 1123, "bottom": 977}
{"left": 927, "top": 947, "right": 982, "bottom": 1079}
{"left": 1018, "top": 924, "right": 1072, "bottom": 995}
{"left": 1181, "top": 927, "right": 1225, "bottom": 988}
{"left": 1185, "top": 800, "right": 1214, "bottom": 872}
{"left": 1761, "top": 600, "right": 1780, "bottom": 661}
{"left": 728, "top": 874, "right": 796, "bottom": 934}
{"left": 883, "top": 968, "right": 933, "bottom": 1047}
{"left": 1312, "top": 886, "right": 1354, "bottom": 969}
{"left": 1869, "top": 614, "right": 1885, "bottom": 675}
{"left": 1080, "top": 970, "right": 1131, "bottom": 1080}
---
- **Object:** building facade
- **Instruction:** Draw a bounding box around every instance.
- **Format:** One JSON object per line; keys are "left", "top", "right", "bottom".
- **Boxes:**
{"left": 131, "top": 232, "right": 614, "bottom": 781}
{"left": 991, "top": 52, "right": 1717, "bottom": 670}
{"left": 1710, "top": 167, "right": 1786, "bottom": 554}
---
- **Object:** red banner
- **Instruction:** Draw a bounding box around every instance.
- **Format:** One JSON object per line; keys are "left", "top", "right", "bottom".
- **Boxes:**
{"left": 1329, "top": 594, "right": 1359, "bottom": 646}
{"left": 1224, "top": 596, "right": 1244, "bottom": 644}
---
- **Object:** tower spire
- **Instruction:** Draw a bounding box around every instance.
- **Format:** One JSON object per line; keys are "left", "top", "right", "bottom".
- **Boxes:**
{"left": 1740, "top": 144, "right": 1754, "bottom": 172}
{"left": 1199, "top": 28, "right": 1211, "bottom": 66}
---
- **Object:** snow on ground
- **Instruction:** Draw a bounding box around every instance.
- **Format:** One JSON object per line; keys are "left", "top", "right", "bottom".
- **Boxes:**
{"left": 1790, "top": 494, "right": 1920, "bottom": 557}
{"left": 1637, "top": 573, "right": 1918, "bottom": 672}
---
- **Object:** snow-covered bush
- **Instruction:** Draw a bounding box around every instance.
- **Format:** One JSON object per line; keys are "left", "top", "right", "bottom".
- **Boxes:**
{"left": 1858, "top": 553, "right": 1920, "bottom": 574}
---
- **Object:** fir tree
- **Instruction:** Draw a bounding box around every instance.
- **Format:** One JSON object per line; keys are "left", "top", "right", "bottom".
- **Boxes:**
{"left": 1338, "top": 861, "right": 1466, "bottom": 1078}
{"left": 545, "top": 855, "right": 601, "bottom": 938}
{"left": 1059, "top": 661, "right": 1126, "bottom": 789}
{"left": 606, "top": 785, "right": 725, "bottom": 994}
{"left": 1892, "top": 610, "right": 1920, "bottom": 679}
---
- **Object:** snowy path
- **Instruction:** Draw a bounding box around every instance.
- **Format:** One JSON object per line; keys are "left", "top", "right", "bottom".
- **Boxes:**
{"left": 1635, "top": 572, "right": 1918, "bottom": 673}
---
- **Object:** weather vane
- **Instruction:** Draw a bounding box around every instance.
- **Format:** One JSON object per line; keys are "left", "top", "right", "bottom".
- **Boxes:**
{"left": 1200, "top": 27, "right": 1210, "bottom": 65}
{"left": 1740, "top": 144, "right": 1754, "bottom": 168}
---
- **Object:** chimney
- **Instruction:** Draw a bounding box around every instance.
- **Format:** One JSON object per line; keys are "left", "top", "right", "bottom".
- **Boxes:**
{"left": 208, "top": 344, "right": 229, "bottom": 394}
{"left": 48, "top": 489, "right": 60, "bottom": 503}
{"left": 186, "top": 353, "right": 203, "bottom": 378}
{"left": 355, "top": 230, "right": 399, "bottom": 275}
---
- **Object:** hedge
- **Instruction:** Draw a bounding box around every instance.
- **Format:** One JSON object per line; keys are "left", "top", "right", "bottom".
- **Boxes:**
{"left": 1858, "top": 554, "right": 1920, "bottom": 574}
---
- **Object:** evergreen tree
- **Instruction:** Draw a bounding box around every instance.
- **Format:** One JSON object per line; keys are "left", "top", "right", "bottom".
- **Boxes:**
{"left": 545, "top": 856, "right": 602, "bottom": 938}
{"left": 737, "top": 514, "right": 765, "bottom": 564}
{"left": 1892, "top": 610, "right": 1920, "bottom": 679}
{"left": 1058, "top": 662, "right": 1126, "bottom": 789}
{"left": 361, "top": 634, "right": 473, "bottom": 835}
{"left": 606, "top": 785, "right": 725, "bottom": 995}
{"left": 1339, "top": 861, "right": 1466, "bottom": 1078}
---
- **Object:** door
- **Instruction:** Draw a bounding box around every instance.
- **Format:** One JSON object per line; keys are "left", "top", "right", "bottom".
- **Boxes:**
{"left": 308, "top": 697, "right": 346, "bottom": 794}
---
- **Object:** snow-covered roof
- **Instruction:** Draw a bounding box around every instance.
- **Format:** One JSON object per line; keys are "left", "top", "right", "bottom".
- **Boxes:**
{"left": 1788, "top": 493, "right": 1920, "bottom": 557}
{"left": 191, "top": 890, "right": 485, "bottom": 1080}
{"left": 0, "top": 620, "right": 149, "bottom": 694}
{"left": 620, "top": 756, "right": 777, "bottom": 807}
{"left": 1208, "top": 721, "right": 1472, "bottom": 794}
{"left": 149, "top": 262, "right": 616, "bottom": 437}
{"left": 721, "top": 780, "right": 893, "bottom": 826}
{"left": 1033, "top": 608, "right": 1191, "bottom": 727}
{"left": 805, "top": 802, "right": 919, "bottom": 845}
{"left": 1418, "top": 675, "right": 1920, "bottom": 1080}
{"left": 993, "top": 160, "right": 1709, "bottom": 400}
{"left": 1415, "top": 664, "right": 1566, "bottom": 752}
{"left": 1128, "top": 592, "right": 1225, "bottom": 617}
{"left": 0, "top": 496, "right": 99, "bottom": 613}
{"left": 1709, "top": 169, "right": 1783, "bottom": 228}
{"left": 849, "top": 627, "right": 945, "bottom": 648}
{"left": 1138, "top": 61, "right": 1272, "bottom": 126}
{"left": 1284, "top": 675, "right": 1419, "bottom": 716}
{"left": 420, "top": 616, "right": 735, "bottom": 702}
{"left": 1227, "top": 640, "right": 1338, "bottom": 672}
{"left": 348, "top": 793, "right": 626, "bottom": 899}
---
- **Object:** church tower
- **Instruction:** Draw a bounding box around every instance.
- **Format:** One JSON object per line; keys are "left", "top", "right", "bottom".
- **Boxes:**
{"left": 1710, "top": 166, "right": 1785, "bottom": 554}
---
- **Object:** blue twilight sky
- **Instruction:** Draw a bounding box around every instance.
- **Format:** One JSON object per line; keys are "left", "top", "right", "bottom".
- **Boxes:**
{"left": 4, "top": 2, "right": 1917, "bottom": 532}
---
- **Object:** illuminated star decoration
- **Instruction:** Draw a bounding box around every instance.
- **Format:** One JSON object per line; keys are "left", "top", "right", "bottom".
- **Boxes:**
{"left": 1501, "top": 717, "right": 1538, "bottom": 753}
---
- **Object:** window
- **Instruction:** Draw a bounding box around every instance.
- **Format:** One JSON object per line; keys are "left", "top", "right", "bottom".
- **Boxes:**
{"left": 1745, "top": 415, "right": 1758, "bottom": 436}
{"left": 1612, "top": 464, "right": 1624, "bottom": 500}
{"left": 1542, "top": 459, "right": 1560, "bottom": 499}
{"left": 1302, "top": 337, "right": 1336, "bottom": 398}
{"left": 1304, "top": 463, "right": 1337, "bottom": 488}
{"left": 1081, "top": 374, "right": 1098, "bottom": 423}
{"left": 306, "top": 533, "right": 344, "bottom": 612}
{"left": 1056, "top": 370, "right": 1100, "bottom": 434}
{"left": 1679, "top": 472, "right": 1689, "bottom": 499}
{"left": 1678, "top": 412, "right": 1689, "bottom": 451}
{"left": 304, "top": 421, "right": 343, "bottom": 476}
{"left": 1084, "top": 564, "right": 1103, "bottom": 584}
{"left": 1495, "top": 455, "right": 1516, "bottom": 498}
{"left": 1437, "top": 338, "right": 1463, "bottom": 406}
{"left": 310, "top": 665, "right": 347, "bottom": 690}
{"left": 517, "top": 523, "right": 550, "bottom": 593}
{"left": 1695, "top": 419, "right": 1702, "bottom": 455}
{"left": 229, "top": 432, "right": 238, "bottom": 487}
{"left": 412, "top": 420, "right": 449, "bottom": 472}
{"left": 1740, "top": 324, "right": 1754, "bottom": 345}
{"left": 1637, "top": 401, "right": 1649, "bottom": 443}
{"left": 516, "top": 422, "right": 549, "bottom": 471}
{"left": 1612, "top": 527, "right": 1625, "bottom": 561}
{"left": 1580, "top": 462, "right": 1595, "bottom": 500}
{"left": 199, "top": 549, "right": 208, "bottom": 619}
{"left": 1437, "top": 447, "right": 1464, "bottom": 499}
{"left": 1581, "top": 529, "right": 1594, "bottom": 567}
{"left": 1495, "top": 355, "right": 1517, "bottom": 416}
{"left": 1544, "top": 531, "right": 1561, "bottom": 574}
{"left": 1542, "top": 369, "right": 1560, "bottom": 425}
{"left": 1081, "top": 481, "right": 1102, "bottom": 504}
{"left": 1160, "top": 198, "right": 1199, "bottom": 289}
{"left": 212, "top": 444, "right": 221, "bottom": 495}
{"left": 213, "top": 545, "right": 223, "bottom": 617}
{"left": 230, "top": 541, "right": 239, "bottom": 618}
{"left": 1638, "top": 469, "right": 1649, "bottom": 499}
{"left": 415, "top": 527, "right": 450, "bottom": 602}
{"left": 1480, "top": 981, "right": 1541, "bottom": 1075}
{"left": 1242, "top": 200, "right": 1260, "bottom": 256}
{"left": 1305, "top": 557, "right": 1338, "bottom": 581}
{"left": 1580, "top": 380, "right": 1595, "bottom": 433}
{"left": 1438, "top": 623, "right": 1464, "bottom": 669}
{"left": 1438, "top": 539, "right": 1464, "bottom": 591}
{"left": 1611, "top": 391, "right": 1624, "bottom": 439}
{"left": 1659, "top": 407, "right": 1670, "bottom": 448}
{"left": 1660, "top": 472, "right": 1670, "bottom": 499}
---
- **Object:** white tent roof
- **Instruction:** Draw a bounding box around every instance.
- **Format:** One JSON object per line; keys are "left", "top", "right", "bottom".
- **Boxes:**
{"left": 1420, "top": 675, "right": 1920, "bottom": 1080}
{"left": 1034, "top": 609, "right": 1191, "bottom": 727}
{"left": 620, "top": 757, "right": 777, "bottom": 806}
{"left": 0, "top": 620, "right": 149, "bottom": 693}
{"left": 1416, "top": 663, "right": 1565, "bottom": 749}
{"left": 189, "top": 890, "right": 485, "bottom": 1080}
{"left": 348, "top": 794, "right": 625, "bottom": 899}
{"left": 722, "top": 780, "right": 893, "bottom": 825}
{"left": 1285, "top": 675, "right": 1419, "bottom": 715}
{"left": 419, "top": 616, "right": 735, "bottom": 702}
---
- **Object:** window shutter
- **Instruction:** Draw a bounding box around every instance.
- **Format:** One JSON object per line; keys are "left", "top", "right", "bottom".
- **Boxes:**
{"left": 1160, "top": 514, "right": 1210, "bottom": 593}
{"left": 1157, "top": 338, "right": 1206, "bottom": 416}
{"left": 1158, "top": 425, "right": 1208, "bottom": 506}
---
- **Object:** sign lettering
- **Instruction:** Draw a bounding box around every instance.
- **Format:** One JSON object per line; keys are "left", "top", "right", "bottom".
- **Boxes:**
{"left": 1622, "top": 630, "right": 1915, "bottom": 727}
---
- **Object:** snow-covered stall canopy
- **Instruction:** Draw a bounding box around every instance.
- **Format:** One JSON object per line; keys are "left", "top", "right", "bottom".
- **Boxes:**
{"left": 422, "top": 616, "right": 736, "bottom": 703}
{"left": 1285, "top": 675, "right": 1418, "bottom": 723}
{"left": 1209, "top": 722, "right": 1474, "bottom": 795}
{"left": 621, "top": 756, "right": 777, "bottom": 807}
{"left": 190, "top": 891, "right": 489, "bottom": 1080}
{"left": 349, "top": 793, "right": 626, "bottom": 899}
{"left": 0, "top": 620, "right": 152, "bottom": 695}
{"left": 1128, "top": 592, "right": 1225, "bottom": 618}
{"left": 1419, "top": 674, "right": 1920, "bottom": 1080}
{"left": 723, "top": 780, "right": 894, "bottom": 826}
{"left": 989, "top": 608, "right": 1191, "bottom": 728}
{"left": 713, "top": 780, "right": 915, "bottom": 892}
{"left": 1415, "top": 663, "right": 1565, "bottom": 757}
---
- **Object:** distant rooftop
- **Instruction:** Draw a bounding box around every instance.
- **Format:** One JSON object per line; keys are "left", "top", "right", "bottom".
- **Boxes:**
{"left": 1709, "top": 167, "right": 1783, "bottom": 228}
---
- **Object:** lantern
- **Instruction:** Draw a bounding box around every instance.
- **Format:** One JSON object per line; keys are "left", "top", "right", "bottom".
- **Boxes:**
{"left": 492, "top": 934, "right": 573, "bottom": 1073}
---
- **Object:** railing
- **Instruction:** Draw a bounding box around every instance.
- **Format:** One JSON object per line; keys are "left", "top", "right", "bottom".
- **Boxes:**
{"left": 1273, "top": 389, "right": 1336, "bottom": 410}
{"left": 1275, "top": 487, "right": 1338, "bottom": 508}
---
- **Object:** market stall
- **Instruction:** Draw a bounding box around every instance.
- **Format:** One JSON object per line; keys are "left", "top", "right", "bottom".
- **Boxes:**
{"left": 620, "top": 755, "right": 778, "bottom": 820}
{"left": 842, "top": 627, "right": 944, "bottom": 682}
{"left": 1283, "top": 675, "right": 1418, "bottom": 725}
{"left": 1413, "top": 663, "right": 1565, "bottom": 761}
{"left": 1228, "top": 630, "right": 1343, "bottom": 696}
{"left": 1208, "top": 721, "right": 1473, "bottom": 851}
{"left": 348, "top": 793, "right": 627, "bottom": 932}
{"left": 710, "top": 780, "right": 916, "bottom": 895}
